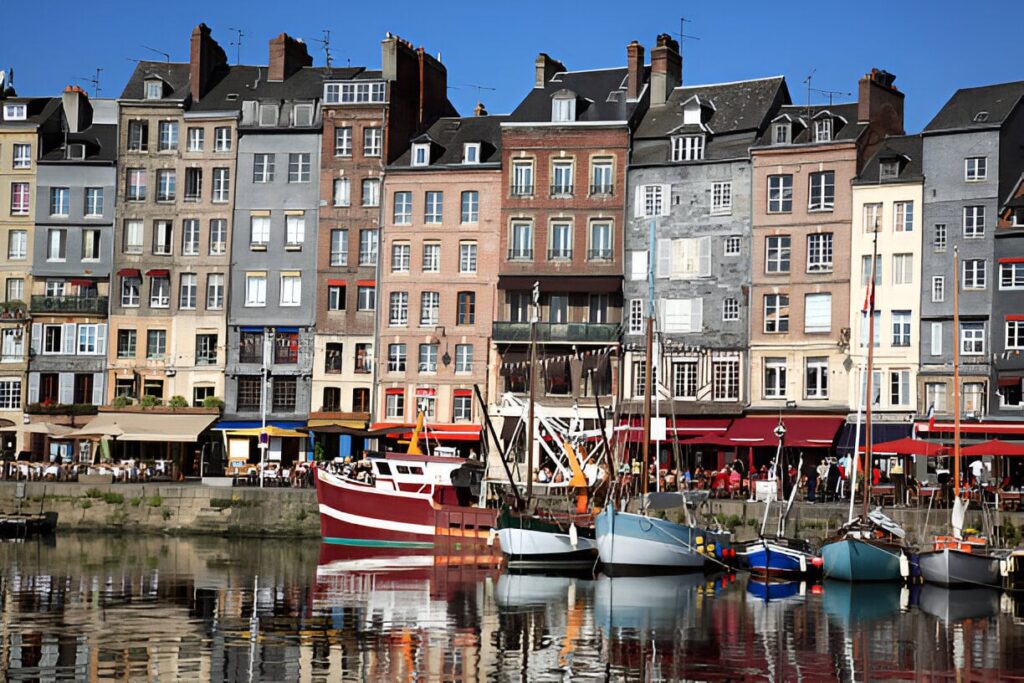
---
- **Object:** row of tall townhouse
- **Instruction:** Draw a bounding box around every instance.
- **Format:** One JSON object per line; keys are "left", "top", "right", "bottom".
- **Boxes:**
{"left": 2, "top": 24, "right": 1024, "bottom": 466}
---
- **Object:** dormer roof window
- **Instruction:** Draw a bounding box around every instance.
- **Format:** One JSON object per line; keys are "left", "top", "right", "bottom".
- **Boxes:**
{"left": 65, "top": 143, "right": 86, "bottom": 160}
{"left": 463, "top": 143, "right": 481, "bottom": 164}
{"left": 1013, "top": 207, "right": 1024, "bottom": 227}
{"left": 3, "top": 103, "right": 26, "bottom": 121}
{"left": 671, "top": 134, "right": 704, "bottom": 162}
{"left": 879, "top": 158, "right": 900, "bottom": 180}
{"left": 772, "top": 122, "right": 791, "bottom": 145}
{"left": 681, "top": 95, "right": 716, "bottom": 126}
{"left": 552, "top": 95, "right": 576, "bottom": 122}
{"left": 411, "top": 142, "right": 431, "bottom": 167}
{"left": 814, "top": 117, "right": 833, "bottom": 142}
{"left": 292, "top": 103, "right": 313, "bottom": 127}
{"left": 144, "top": 79, "right": 164, "bottom": 100}
{"left": 258, "top": 103, "right": 279, "bottom": 127}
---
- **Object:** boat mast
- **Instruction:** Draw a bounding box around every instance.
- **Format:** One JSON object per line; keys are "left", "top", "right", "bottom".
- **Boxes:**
{"left": 641, "top": 217, "right": 656, "bottom": 497}
{"left": 862, "top": 223, "right": 879, "bottom": 519}
{"left": 953, "top": 248, "right": 961, "bottom": 500}
{"left": 527, "top": 281, "right": 539, "bottom": 499}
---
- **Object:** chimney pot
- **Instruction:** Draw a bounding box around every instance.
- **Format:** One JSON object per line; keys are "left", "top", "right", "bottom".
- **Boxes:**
{"left": 535, "top": 53, "right": 566, "bottom": 89}
{"left": 650, "top": 33, "right": 681, "bottom": 106}
{"left": 626, "top": 40, "right": 645, "bottom": 100}
{"left": 474, "top": 102, "right": 487, "bottom": 116}
{"left": 268, "top": 32, "right": 313, "bottom": 82}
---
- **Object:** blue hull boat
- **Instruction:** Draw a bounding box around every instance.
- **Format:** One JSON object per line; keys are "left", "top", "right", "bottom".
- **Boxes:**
{"left": 740, "top": 538, "right": 821, "bottom": 578}
{"left": 821, "top": 537, "right": 903, "bottom": 582}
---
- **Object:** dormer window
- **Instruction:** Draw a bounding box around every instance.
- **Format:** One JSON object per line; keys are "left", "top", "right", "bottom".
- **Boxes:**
{"left": 65, "top": 144, "right": 86, "bottom": 160}
{"left": 3, "top": 104, "right": 26, "bottom": 121}
{"left": 411, "top": 143, "right": 430, "bottom": 167}
{"left": 292, "top": 104, "right": 313, "bottom": 127}
{"left": 1013, "top": 208, "right": 1024, "bottom": 227}
{"left": 974, "top": 111, "right": 989, "bottom": 123}
{"left": 552, "top": 96, "right": 575, "bottom": 122}
{"left": 879, "top": 159, "right": 900, "bottom": 180}
{"left": 463, "top": 143, "right": 481, "bottom": 164}
{"left": 671, "top": 135, "right": 704, "bottom": 162}
{"left": 144, "top": 80, "right": 163, "bottom": 100}
{"left": 772, "top": 123, "right": 791, "bottom": 145}
{"left": 814, "top": 118, "right": 833, "bottom": 142}
{"left": 258, "top": 104, "right": 279, "bottom": 127}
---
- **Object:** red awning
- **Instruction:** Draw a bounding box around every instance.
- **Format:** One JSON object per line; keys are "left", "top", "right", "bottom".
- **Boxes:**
{"left": 617, "top": 417, "right": 731, "bottom": 444}
{"left": 917, "top": 420, "right": 1024, "bottom": 436}
{"left": 681, "top": 416, "right": 844, "bottom": 449}
{"left": 370, "top": 422, "right": 481, "bottom": 442}
{"left": 357, "top": 279, "right": 376, "bottom": 287}
{"left": 998, "top": 376, "right": 1022, "bottom": 387}
{"left": 860, "top": 437, "right": 948, "bottom": 456}
{"left": 961, "top": 439, "right": 1024, "bottom": 456}
{"left": 998, "top": 257, "right": 1024, "bottom": 264}
{"left": 146, "top": 269, "right": 170, "bottom": 277}
{"left": 69, "top": 278, "right": 94, "bottom": 286}
{"left": 117, "top": 268, "right": 141, "bottom": 278}
{"left": 327, "top": 279, "right": 347, "bottom": 287}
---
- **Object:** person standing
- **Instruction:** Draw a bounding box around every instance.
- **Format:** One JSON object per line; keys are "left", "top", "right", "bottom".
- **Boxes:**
{"left": 891, "top": 456, "right": 905, "bottom": 506}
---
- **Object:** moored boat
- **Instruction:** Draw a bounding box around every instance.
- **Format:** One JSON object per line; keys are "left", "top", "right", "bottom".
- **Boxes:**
{"left": 741, "top": 538, "right": 822, "bottom": 578}
{"left": 918, "top": 537, "right": 1002, "bottom": 587}
{"left": 496, "top": 507, "right": 597, "bottom": 568}
{"left": 821, "top": 534, "right": 904, "bottom": 582}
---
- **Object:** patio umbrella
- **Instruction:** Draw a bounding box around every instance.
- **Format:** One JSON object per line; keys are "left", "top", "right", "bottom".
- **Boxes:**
{"left": 859, "top": 437, "right": 948, "bottom": 456}
{"left": 20, "top": 422, "right": 74, "bottom": 437}
{"left": 960, "top": 439, "right": 1024, "bottom": 457}
{"left": 67, "top": 423, "right": 125, "bottom": 439}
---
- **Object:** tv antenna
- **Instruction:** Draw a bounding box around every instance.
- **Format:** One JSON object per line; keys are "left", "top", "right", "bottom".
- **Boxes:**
{"left": 672, "top": 17, "right": 700, "bottom": 80}
{"left": 450, "top": 83, "right": 496, "bottom": 96}
{"left": 228, "top": 28, "right": 245, "bottom": 65}
{"left": 76, "top": 68, "right": 103, "bottom": 98}
{"left": 140, "top": 45, "right": 171, "bottom": 63}
{"left": 313, "top": 30, "right": 333, "bottom": 69}
{"left": 803, "top": 69, "right": 851, "bottom": 108}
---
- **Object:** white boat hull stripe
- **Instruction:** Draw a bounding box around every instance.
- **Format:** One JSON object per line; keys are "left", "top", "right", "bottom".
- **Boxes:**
{"left": 318, "top": 503, "right": 435, "bottom": 537}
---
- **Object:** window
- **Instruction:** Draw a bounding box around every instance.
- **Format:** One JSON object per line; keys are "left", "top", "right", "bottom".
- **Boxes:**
{"left": 334, "top": 127, "right": 352, "bottom": 156}
{"left": 713, "top": 354, "right": 740, "bottom": 401}
{"left": 120, "top": 276, "right": 140, "bottom": 307}
{"left": 327, "top": 81, "right": 387, "bottom": 104}
{"left": 461, "top": 191, "right": 479, "bottom": 223}
{"left": 765, "top": 235, "right": 791, "bottom": 273}
{"left": 46, "top": 229, "right": 66, "bottom": 261}
{"left": 931, "top": 276, "right": 945, "bottom": 303}
{"left": 274, "top": 331, "right": 299, "bottom": 364}
{"left": 153, "top": 220, "right": 172, "bottom": 255}
{"left": 964, "top": 383, "right": 985, "bottom": 414}
{"left": 419, "top": 343, "right": 438, "bottom": 373}
{"left": 588, "top": 222, "right": 612, "bottom": 261}
{"left": 711, "top": 182, "right": 732, "bottom": 214}
{"left": 926, "top": 383, "right": 948, "bottom": 413}
{"left": 149, "top": 276, "right": 169, "bottom": 308}
{"left": 116, "top": 329, "right": 136, "bottom": 359}
{"left": 804, "top": 293, "right": 832, "bottom": 333}
{"left": 963, "top": 206, "right": 985, "bottom": 238}
{"left": 362, "top": 178, "right": 381, "bottom": 207}
{"left": 236, "top": 376, "right": 262, "bottom": 411}
{"left": 41, "top": 325, "right": 62, "bottom": 355}
{"left": 463, "top": 143, "right": 480, "bottom": 164}
{"left": 389, "top": 292, "right": 408, "bottom": 326}
{"left": 206, "top": 273, "right": 224, "bottom": 309}
{"left": 387, "top": 344, "right": 407, "bottom": 373}
{"left": 551, "top": 96, "right": 575, "bottom": 122}
{"left": 181, "top": 219, "right": 200, "bottom": 255}
{"left": 660, "top": 298, "right": 702, "bottom": 333}
{"left": 12, "top": 143, "right": 31, "bottom": 169}
{"left": 459, "top": 242, "right": 477, "bottom": 273}
{"left": 549, "top": 222, "right": 572, "bottom": 260}
{"left": 328, "top": 229, "right": 348, "bottom": 267}
{"left": 156, "top": 170, "right": 175, "bottom": 202}
{"left": 333, "top": 178, "right": 350, "bottom": 207}
{"left": 8, "top": 182, "right": 28, "bottom": 215}
{"left": 285, "top": 215, "right": 305, "bottom": 247}
{"left": 965, "top": 157, "right": 987, "bottom": 182}
{"left": 930, "top": 322, "right": 944, "bottom": 356}
{"left": 324, "top": 343, "right": 343, "bottom": 373}
{"left": 250, "top": 216, "right": 270, "bottom": 248}
{"left": 892, "top": 253, "right": 913, "bottom": 285}
{"left": 806, "top": 233, "right": 833, "bottom": 272}
{"left": 963, "top": 259, "right": 986, "bottom": 290}
{"left": 894, "top": 201, "right": 914, "bottom": 232}
{"left": 814, "top": 117, "right": 833, "bottom": 142}
{"left": 859, "top": 310, "right": 881, "bottom": 348}
{"left": 891, "top": 310, "right": 912, "bottom": 347}
{"left": 808, "top": 171, "right": 835, "bottom": 210}
{"left": 183, "top": 168, "right": 202, "bottom": 201}
{"left": 1007, "top": 320, "right": 1024, "bottom": 349}
{"left": 287, "top": 153, "right": 310, "bottom": 183}
{"left": 272, "top": 377, "right": 297, "bottom": 412}
{"left": 193, "top": 334, "right": 217, "bottom": 365}
{"left": 805, "top": 358, "right": 829, "bottom": 399}
{"left": 961, "top": 323, "right": 985, "bottom": 355}
{"left": 127, "top": 120, "right": 148, "bottom": 151}
{"left": 512, "top": 161, "right": 534, "bottom": 196}
{"left": 934, "top": 223, "right": 947, "bottom": 251}
{"left": 327, "top": 284, "right": 345, "bottom": 311}
{"left": 453, "top": 393, "right": 472, "bottom": 421}
{"left": 890, "top": 370, "right": 911, "bottom": 406}
{"left": 879, "top": 159, "right": 900, "bottom": 180}
{"left": 355, "top": 344, "right": 374, "bottom": 374}
{"left": 1013, "top": 208, "right": 1024, "bottom": 227}
{"left": 764, "top": 294, "right": 789, "bottom": 333}
{"left": 632, "top": 361, "right": 657, "bottom": 398}
{"left": 455, "top": 344, "right": 473, "bottom": 373}
{"left": 668, "top": 360, "right": 696, "bottom": 399}
{"left": 508, "top": 289, "right": 528, "bottom": 323}
{"left": 588, "top": 293, "right": 608, "bottom": 323}
{"left": 420, "top": 291, "right": 440, "bottom": 326}
{"left": 392, "top": 191, "right": 413, "bottom": 224}
{"left": 292, "top": 104, "right": 313, "bottom": 127}
{"left": 363, "top": 128, "right": 382, "bottom": 157}
{"left": 773, "top": 122, "right": 791, "bottom": 145}
{"left": 158, "top": 121, "right": 178, "bottom": 151}
{"left": 548, "top": 294, "right": 569, "bottom": 324}
{"left": 357, "top": 285, "right": 375, "bottom": 311}
{"left": 1001, "top": 262, "right": 1024, "bottom": 290}
{"left": 861, "top": 255, "right": 882, "bottom": 286}
{"left": 0, "top": 379, "right": 20, "bottom": 410}
{"left": 767, "top": 174, "right": 793, "bottom": 213}
{"left": 5, "top": 278, "right": 23, "bottom": 303}
{"left": 238, "top": 331, "right": 264, "bottom": 364}
{"left": 638, "top": 184, "right": 667, "bottom": 217}
{"left": 280, "top": 274, "right": 301, "bottom": 307}
{"left": 3, "top": 230, "right": 25, "bottom": 263}
{"left": 178, "top": 273, "right": 197, "bottom": 309}
{"left": 147, "top": 329, "right": 167, "bottom": 359}
{"left": 723, "top": 297, "right": 739, "bottom": 322}
{"left": 763, "top": 358, "right": 787, "bottom": 398}
{"left": 425, "top": 191, "right": 443, "bottom": 223}
{"left": 253, "top": 153, "right": 275, "bottom": 182}
{"left": 206, "top": 219, "right": 226, "bottom": 256}
{"left": 411, "top": 143, "right": 430, "bottom": 166}
{"left": 125, "top": 169, "right": 145, "bottom": 202}
{"left": 672, "top": 135, "right": 704, "bottom": 161}
{"left": 385, "top": 390, "right": 405, "bottom": 419}
{"left": 422, "top": 243, "right": 440, "bottom": 272}
{"left": 591, "top": 158, "right": 613, "bottom": 195}
{"left": 245, "top": 273, "right": 266, "bottom": 307}
{"left": 214, "top": 127, "right": 231, "bottom": 152}
{"left": 457, "top": 292, "right": 476, "bottom": 325}
{"left": 552, "top": 161, "right": 574, "bottom": 196}
{"left": 45, "top": 281, "right": 66, "bottom": 298}
{"left": 50, "top": 187, "right": 69, "bottom": 216}
{"left": 510, "top": 222, "right": 533, "bottom": 260}
{"left": 186, "top": 127, "right": 204, "bottom": 151}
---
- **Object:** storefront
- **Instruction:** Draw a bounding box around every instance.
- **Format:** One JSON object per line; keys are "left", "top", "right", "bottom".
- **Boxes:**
{"left": 213, "top": 420, "right": 309, "bottom": 473}
{"left": 307, "top": 412, "right": 370, "bottom": 460}
{"left": 683, "top": 415, "right": 846, "bottom": 471}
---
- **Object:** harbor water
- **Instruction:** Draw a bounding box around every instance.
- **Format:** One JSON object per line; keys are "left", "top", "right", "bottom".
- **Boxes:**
{"left": 1, "top": 535, "right": 1023, "bottom": 681}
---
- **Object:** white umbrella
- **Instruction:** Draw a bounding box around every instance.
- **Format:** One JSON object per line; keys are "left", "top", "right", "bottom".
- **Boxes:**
{"left": 20, "top": 422, "right": 74, "bottom": 437}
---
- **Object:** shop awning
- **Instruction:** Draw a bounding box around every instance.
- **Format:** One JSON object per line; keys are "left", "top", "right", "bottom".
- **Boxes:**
{"left": 69, "top": 278, "right": 94, "bottom": 286}
{"left": 916, "top": 420, "right": 1024, "bottom": 436}
{"left": 683, "top": 416, "right": 844, "bottom": 449}
{"left": 960, "top": 439, "right": 1024, "bottom": 457}
{"left": 860, "top": 437, "right": 948, "bottom": 456}
{"left": 370, "top": 422, "right": 482, "bottom": 442}
{"left": 73, "top": 412, "right": 218, "bottom": 442}
{"left": 497, "top": 275, "right": 622, "bottom": 294}
{"left": 146, "top": 269, "right": 170, "bottom": 278}
{"left": 836, "top": 422, "right": 913, "bottom": 454}
{"left": 213, "top": 420, "right": 307, "bottom": 438}
{"left": 616, "top": 417, "right": 732, "bottom": 444}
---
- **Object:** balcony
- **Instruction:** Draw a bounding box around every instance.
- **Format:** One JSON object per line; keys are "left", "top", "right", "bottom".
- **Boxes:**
{"left": 590, "top": 184, "right": 613, "bottom": 196}
{"left": 31, "top": 295, "right": 108, "bottom": 315}
{"left": 493, "top": 321, "right": 619, "bottom": 344}
{"left": 507, "top": 248, "right": 534, "bottom": 261}
{"left": 510, "top": 184, "right": 533, "bottom": 197}
{"left": 0, "top": 301, "right": 27, "bottom": 321}
{"left": 547, "top": 248, "right": 573, "bottom": 261}
{"left": 587, "top": 248, "right": 613, "bottom": 261}
{"left": 550, "top": 184, "right": 574, "bottom": 198}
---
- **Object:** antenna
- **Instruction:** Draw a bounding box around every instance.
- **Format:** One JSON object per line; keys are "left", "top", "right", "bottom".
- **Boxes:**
{"left": 803, "top": 69, "right": 851, "bottom": 108}
{"left": 313, "top": 30, "right": 333, "bottom": 69}
{"left": 449, "top": 83, "right": 496, "bottom": 96}
{"left": 140, "top": 45, "right": 171, "bottom": 63}
{"left": 76, "top": 68, "right": 103, "bottom": 98}
{"left": 672, "top": 17, "right": 700, "bottom": 81}
{"left": 228, "top": 28, "right": 245, "bottom": 65}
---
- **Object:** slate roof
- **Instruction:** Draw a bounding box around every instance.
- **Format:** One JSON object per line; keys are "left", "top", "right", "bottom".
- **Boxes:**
{"left": 191, "top": 65, "right": 366, "bottom": 112}
{"left": 753, "top": 102, "right": 864, "bottom": 147}
{"left": 119, "top": 61, "right": 192, "bottom": 101}
{"left": 635, "top": 76, "right": 788, "bottom": 139}
{"left": 508, "top": 66, "right": 645, "bottom": 123}
{"left": 924, "top": 81, "right": 1024, "bottom": 133}
{"left": 0, "top": 96, "right": 61, "bottom": 125}
{"left": 854, "top": 134, "right": 923, "bottom": 185}
{"left": 39, "top": 124, "right": 118, "bottom": 163}
{"left": 390, "top": 114, "right": 509, "bottom": 168}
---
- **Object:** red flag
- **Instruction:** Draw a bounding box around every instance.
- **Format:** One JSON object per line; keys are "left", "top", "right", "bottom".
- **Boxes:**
{"left": 862, "top": 276, "right": 874, "bottom": 314}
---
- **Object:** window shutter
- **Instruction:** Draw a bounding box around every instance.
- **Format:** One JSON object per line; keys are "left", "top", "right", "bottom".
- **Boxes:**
{"left": 629, "top": 250, "right": 648, "bottom": 281}
{"left": 30, "top": 323, "right": 41, "bottom": 355}
{"left": 670, "top": 239, "right": 686, "bottom": 280}
{"left": 805, "top": 294, "right": 832, "bottom": 333}
{"left": 633, "top": 186, "right": 645, "bottom": 218}
{"left": 656, "top": 239, "right": 672, "bottom": 278}
{"left": 659, "top": 184, "right": 671, "bottom": 216}
{"left": 931, "top": 322, "right": 943, "bottom": 356}
{"left": 62, "top": 323, "right": 77, "bottom": 355}
{"left": 58, "top": 373, "right": 73, "bottom": 404}
{"left": 27, "top": 373, "right": 39, "bottom": 404}
{"left": 698, "top": 236, "right": 712, "bottom": 277}
{"left": 92, "top": 372, "right": 105, "bottom": 406}
{"left": 690, "top": 298, "right": 703, "bottom": 333}
{"left": 96, "top": 324, "right": 107, "bottom": 356}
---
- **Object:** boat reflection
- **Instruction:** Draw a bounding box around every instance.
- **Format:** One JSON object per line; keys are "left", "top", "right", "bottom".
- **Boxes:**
{"left": 821, "top": 579, "right": 903, "bottom": 625}
{"left": 746, "top": 577, "right": 806, "bottom": 603}
{"left": 917, "top": 584, "right": 1002, "bottom": 622}
{"left": 594, "top": 572, "right": 706, "bottom": 635}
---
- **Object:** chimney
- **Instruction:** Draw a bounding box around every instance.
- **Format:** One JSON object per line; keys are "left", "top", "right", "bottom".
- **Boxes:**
{"left": 858, "top": 68, "right": 905, "bottom": 132}
{"left": 61, "top": 85, "right": 92, "bottom": 133}
{"left": 534, "top": 53, "right": 566, "bottom": 88}
{"left": 268, "top": 33, "right": 312, "bottom": 82}
{"left": 649, "top": 33, "right": 681, "bottom": 106}
{"left": 189, "top": 23, "right": 228, "bottom": 103}
{"left": 626, "top": 41, "right": 644, "bottom": 100}
{"left": 474, "top": 102, "right": 488, "bottom": 117}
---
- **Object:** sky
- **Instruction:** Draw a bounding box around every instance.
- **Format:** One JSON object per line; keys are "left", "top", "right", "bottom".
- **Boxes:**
{"left": 4, "top": 0, "right": 1024, "bottom": 132}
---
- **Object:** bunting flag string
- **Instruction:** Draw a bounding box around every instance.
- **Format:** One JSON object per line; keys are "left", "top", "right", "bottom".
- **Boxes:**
{"left": 498, "top": 346, "right": 613, "bottom": 372}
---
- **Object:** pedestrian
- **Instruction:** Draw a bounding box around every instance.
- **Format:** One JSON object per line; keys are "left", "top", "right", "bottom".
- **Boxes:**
{"left": 826, "top": 458, "right": 840, "bottom": 503}
{"left": 891, "top": 456, "right": 906, "bottom": 506}
{"left": 805, "top": 462, "right": 818, "bottom": 503}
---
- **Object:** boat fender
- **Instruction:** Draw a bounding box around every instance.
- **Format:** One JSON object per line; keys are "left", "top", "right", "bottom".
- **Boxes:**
{"left": 899, "top": 553, "right": 910, "bottom": 579}
{"left": 695, "top": 535, "right": 704, "bottom": 545}
{"left": 799, "top": 555, "right": 807, "bottom": 574}
{"left": 900, "top": 586, "right": 910, "bottom": 610}
{"left": 486, "top": 528, "right": 497, "bottom": 547}
{"left": 798, "top": 581, "right": 806, "bottom": 597}
{"left": 707, "top": 544, "right": 715, "bottom": 555}
{"left": 569, "top": 523, "right": 578, "bottom": 550}
{"left": 1000, "top": 558, "right": 1010, "bottom": 578}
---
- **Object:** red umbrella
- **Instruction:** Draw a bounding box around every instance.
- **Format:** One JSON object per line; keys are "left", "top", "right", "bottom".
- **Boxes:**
{"left": 859, "top": 437, "right": 949, "bottom": 456}
{"left": 960, "top": 439, "right": 1024, "bottom": 457}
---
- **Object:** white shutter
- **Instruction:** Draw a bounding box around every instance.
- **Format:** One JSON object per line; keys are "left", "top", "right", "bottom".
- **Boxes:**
{"left": 27, "top": 373, "right": 39, "bottom": 404}
{"left": 698, "top": 236, "right": 711, "bottom": 277}
{"left": 629, "top": 250, "right": 648, "bottom": 281}
{"left": 931, "top": 322, "right": 943, "bottom": 356}
{"left": 92, "top": 372, "right": 105, "bottom": 406}
{"left": 30, "top": 323, "right": 41, "bottom": 355}
{"left": 633, "top": 186, "right": 645, "bottom": 218}
{"left": 805, "top": 294, "right": 832, "bottom": 333}
{"left": 670, "top": 240, "right": 686, "bottom": 280}
{"left": 659, "top": 184, "right": 671, "bottom": 216}
{"left": 661, "top": 299, "right": 690, "bottom": 333}
{"left": 95, "top": 324, "right": 107, "bottom": 356}
{"left": 690, "top": 298, "right": 703, "bottom": 333}
{"left": 62, "top": 323, "right": 77, "bottom": 355}
{"left": 58, "top": 373, "right": 73, "bottom": 404}
{"left": 656, "top": 239, "right": 672, "bottom": 278}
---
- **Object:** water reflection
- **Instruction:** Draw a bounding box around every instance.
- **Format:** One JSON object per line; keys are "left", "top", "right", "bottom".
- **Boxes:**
{"left": 0, "top": 536, "right": 1022, "bottom": 681}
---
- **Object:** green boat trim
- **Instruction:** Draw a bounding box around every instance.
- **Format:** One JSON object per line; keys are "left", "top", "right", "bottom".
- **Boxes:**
{"left": 323, "top": 537, "right": 435, "bottom": 549}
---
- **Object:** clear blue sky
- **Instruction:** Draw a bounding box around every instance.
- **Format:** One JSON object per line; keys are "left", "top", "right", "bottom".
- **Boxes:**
{"left": 5, "top": 0, "right": 1023, "bottom": 132}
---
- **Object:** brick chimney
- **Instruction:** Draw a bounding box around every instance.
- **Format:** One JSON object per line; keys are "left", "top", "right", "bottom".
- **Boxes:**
{"left": 268, "top": 33, "right": 312, "bottom": 82}
{"left": 61, "top": 85, "right": 92, "bottom": 133}
{"left": 649, "top": 33, "right": 681, "bottom": 106}
{"left": 474, "top": 102, "right": 488, "bottom": 116}
{"left": 189, "top": 23, "right": 228, "bottom": 103}
{"left": 534, "top": 53, "right": 566, "bottom": 88}
{"left": 626, "top": 41, "right": 645, "bottom": 100}
{"left": 858, "top": 68, "right": 905, "bottom": 133}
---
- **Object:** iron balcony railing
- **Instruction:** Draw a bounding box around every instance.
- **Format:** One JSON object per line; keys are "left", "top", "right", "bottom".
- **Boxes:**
{"left": 493, "top": 321, "right": 619, "bottom": 343}
{"left": 31, "top": 295, "right": 108, "bottom": 315}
